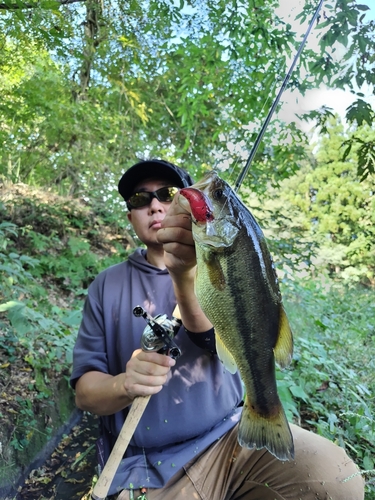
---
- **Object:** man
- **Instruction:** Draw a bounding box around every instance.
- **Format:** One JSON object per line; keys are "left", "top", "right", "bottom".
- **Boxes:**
{"left": 71, "top": 159, "right": 364, "bottom": 499}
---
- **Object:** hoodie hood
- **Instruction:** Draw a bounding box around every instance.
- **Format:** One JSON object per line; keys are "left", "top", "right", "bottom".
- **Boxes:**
{"left": 128, "top": 248, "right": 169, "bottom": 275}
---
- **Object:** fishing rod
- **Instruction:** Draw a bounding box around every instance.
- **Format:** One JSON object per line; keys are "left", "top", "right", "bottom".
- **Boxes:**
{"left": 234, "top": 0, "right": 325, "bottom": 193}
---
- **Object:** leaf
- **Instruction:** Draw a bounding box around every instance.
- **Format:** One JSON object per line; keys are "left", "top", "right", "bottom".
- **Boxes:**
{"left": 289, "top": 385, "right": 309, "bottom": 402}
{"left": 346, "top": 99, "right": 375, "bottom": 127}
{"left": 356, "top": 4, "right": 370, "bottom": 11}
{"left": 0, "top": 301, "right": 24, "bottom": 312}
{"left": 363, "top": 455, "right": 374, "bottom": 471}
{"left": 328, "top": 412, "right": 338, "bottom": 433}
{"left": 314, "top": 319, "right": 328, "bottom": 330}
{"left": 39, "top": 0, "right": 61, "bottom": 9}
{"left": 357, "top": 140, "right": 375, "bottom": 180}
{"left": 341, "top": 140, "right": 352, "bottom": 161}
{"left": 62, "top": 309, "right": 82, "bottom": 327}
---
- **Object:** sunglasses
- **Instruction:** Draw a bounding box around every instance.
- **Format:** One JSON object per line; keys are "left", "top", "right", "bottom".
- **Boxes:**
{"left": 127, "top": 186, "right": 180, "bottom": 210}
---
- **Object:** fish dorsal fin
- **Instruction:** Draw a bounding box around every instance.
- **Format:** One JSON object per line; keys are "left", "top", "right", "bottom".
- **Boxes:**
{"left": 274, "top": 306, "right": 293, "bottom": 369}
{"left": 216, "top": 333, "right": 237, "bottom": 374}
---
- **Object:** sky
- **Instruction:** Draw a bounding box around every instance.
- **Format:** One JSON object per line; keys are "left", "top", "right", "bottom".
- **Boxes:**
{"left": 274, "top": 0, "right": 375, "bottom": 131}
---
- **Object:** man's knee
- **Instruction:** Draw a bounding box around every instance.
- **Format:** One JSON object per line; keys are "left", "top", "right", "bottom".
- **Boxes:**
{"left": 290, "top": 424, "right": 364, "bottom": 499}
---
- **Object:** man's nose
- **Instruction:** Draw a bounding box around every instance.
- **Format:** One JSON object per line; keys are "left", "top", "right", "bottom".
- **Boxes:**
{"left": 148, "top": 196, "right": 165, "bottom": 213}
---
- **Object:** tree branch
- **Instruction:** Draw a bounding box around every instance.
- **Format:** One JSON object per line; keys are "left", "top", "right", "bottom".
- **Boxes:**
{"left": 0, "top": 0, "right": 85, "bottom": 10}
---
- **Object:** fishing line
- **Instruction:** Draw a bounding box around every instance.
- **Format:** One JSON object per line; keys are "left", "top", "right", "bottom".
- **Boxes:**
{"left": 234, "top": 0, "right": 325, "bottom": 193}
{"left": 222, "top": 63, "right": 283, "bottom": 187}
{"left": 215, "top": 60, "right": 285, "bottom": 221}
{"left": 226, "top": 155, "right": 242, "bottom": 186}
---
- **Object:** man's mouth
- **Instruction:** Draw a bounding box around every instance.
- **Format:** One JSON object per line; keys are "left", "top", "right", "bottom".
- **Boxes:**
{"left": 150, "top": 219, "right": 163, "bottom": 229}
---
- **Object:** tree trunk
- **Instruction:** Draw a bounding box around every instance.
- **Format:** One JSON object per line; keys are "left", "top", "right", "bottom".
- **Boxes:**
{"left": 75, "top": 0, "right": 103, "bottom": 100}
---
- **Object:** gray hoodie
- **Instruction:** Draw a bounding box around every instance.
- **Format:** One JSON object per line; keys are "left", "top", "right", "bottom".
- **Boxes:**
{"left": 71, "top": 248, "right": 243, "bottom": 494}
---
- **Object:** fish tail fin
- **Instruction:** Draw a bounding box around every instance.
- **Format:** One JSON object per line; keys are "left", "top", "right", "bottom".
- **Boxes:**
{"left": 238, "top": 399, "right": 295, "bottom": 461}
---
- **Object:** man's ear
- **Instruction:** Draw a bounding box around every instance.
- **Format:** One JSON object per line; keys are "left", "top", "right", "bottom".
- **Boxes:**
{"left": 127, "top": 212, "right": 132, "bottom": 223}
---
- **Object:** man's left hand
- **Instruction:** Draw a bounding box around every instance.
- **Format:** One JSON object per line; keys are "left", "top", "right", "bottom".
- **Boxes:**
{"left": 157, "top": 194, "right": 196, "bottom": 275}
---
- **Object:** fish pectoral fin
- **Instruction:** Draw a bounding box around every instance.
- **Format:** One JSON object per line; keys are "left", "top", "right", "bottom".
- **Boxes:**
{"left": 204, "top": 252, "right": 226, "bottom": 291}
{"left": 215, "top": 334, "right": 237, "bottom": 374}
{"left": 273, "top": 306, "right": 293, "bottom": 369}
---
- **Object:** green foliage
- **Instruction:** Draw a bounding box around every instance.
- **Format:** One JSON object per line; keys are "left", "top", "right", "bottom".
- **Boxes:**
{"left": 342, "top": 100, "right": 375, "bottom": 179}
{"left": 269, "top": 117, "right": 375, "bottom": 286}
{"left": 9, "top": 397, "right": 53, "bottom": 453}
{"left": 0, "top": 188, "right": 134, "bottom": 457}
{"left": 1, "top": 185, "right": 133, "bottom": 288}
{"left": 0, "top": 221, "right": 80, "bottom": 380}
{"left": 1, "top": 0, "right": 374, "bottom": 197}
{"left": 298, "top": 1, "right": 375, "bottom": 179}
{"left": 241, "top": 187, "right": 317, "bottom": 279}
{"left": 280, "top": 277, "right": 375, "bottom": 497}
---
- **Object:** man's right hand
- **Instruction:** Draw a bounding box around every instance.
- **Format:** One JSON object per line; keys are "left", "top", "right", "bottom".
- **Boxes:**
{"left": 75, "top": 350, "right": 175, "bottom": 416}
{"left": 123, "top": 349, "right": 176, "bottom": 400}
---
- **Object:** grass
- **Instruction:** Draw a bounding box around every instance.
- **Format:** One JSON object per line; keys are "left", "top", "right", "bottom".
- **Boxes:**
{"left": 279, "top": 276, "right": 375, "bottom": 498}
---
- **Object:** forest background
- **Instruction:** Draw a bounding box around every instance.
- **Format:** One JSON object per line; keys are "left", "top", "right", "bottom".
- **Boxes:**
{"left": 0, "top": 0, "right": 374, "bottom": 497}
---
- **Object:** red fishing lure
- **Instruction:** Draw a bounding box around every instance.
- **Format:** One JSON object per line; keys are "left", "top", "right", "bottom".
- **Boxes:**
{"left": 180, "top": 187, "right": 214, "bottom": 222}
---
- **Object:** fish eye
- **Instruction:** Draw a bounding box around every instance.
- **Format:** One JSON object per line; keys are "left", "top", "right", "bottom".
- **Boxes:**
{"left": 213, "top": 189, "right": 223, "bottom": 200}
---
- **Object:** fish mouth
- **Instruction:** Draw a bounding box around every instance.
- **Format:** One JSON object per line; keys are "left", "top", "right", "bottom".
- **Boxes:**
{"left": 196, "top": 217, "right": 240, "bottom": 248}
{"left": 179, "top": 178, "right": 240, "bottom": 248}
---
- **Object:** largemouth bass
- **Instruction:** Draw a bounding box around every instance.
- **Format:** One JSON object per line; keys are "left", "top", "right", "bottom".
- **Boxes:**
{"left": 178, "top": 171, "right": 294, "bottom": 461}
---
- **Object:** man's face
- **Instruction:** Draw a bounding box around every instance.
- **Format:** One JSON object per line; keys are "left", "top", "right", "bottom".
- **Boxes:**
{"left": 127, "top": 178, "right": 177, "bottom": 246}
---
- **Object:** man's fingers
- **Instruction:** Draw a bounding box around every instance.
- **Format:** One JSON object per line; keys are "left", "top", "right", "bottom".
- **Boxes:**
{"left": 165, "top": 192, "right": 191, "bottom": 217}
{"left": 160, "top": 213, "right": 191, "bottom": 230}
{"left": 124, "top": 351, "right": 175, "bottom": 398}
{"left": 158, "top": 193, "right": 194, "bottom": 246}
{"left": 160, "top": 193, "right": 192, "bottom": 230}
{"left": 157, "top": 226, "right": 194, "bottom": 246}
{"left": 130, "top": 350, "right": 175, "bottom": 372}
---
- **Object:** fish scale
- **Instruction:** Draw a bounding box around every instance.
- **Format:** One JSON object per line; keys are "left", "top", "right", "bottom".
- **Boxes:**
{"left": 200, "top": 241, "right": 281, "bottom": 415}
{"left": 179, "top": 170, "right": 295, "bottom": 461}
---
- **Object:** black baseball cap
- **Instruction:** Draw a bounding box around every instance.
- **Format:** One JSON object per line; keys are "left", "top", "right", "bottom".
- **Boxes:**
{"left": 118, "top": 159, "right": 194, "bottom": 203}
